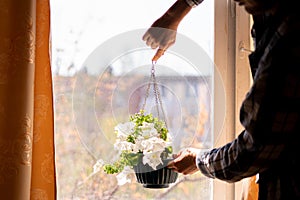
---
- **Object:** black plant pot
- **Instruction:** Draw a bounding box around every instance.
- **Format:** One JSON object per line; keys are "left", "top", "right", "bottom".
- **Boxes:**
{"left": 133, "top": 158, "right": 178, "bottom": 189}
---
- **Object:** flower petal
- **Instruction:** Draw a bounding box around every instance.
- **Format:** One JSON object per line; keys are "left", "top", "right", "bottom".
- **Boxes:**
{"left": 116, "top": 166, "right": 133, "bottom": 185}
{"left": 143, "top": 151, "right": 163, "bottom": 170}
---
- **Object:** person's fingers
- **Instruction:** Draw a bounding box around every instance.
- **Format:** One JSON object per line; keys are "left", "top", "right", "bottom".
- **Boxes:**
{"left": 143, "top": 27, "right": 162, "bottom": 42}
{"left": 167, "top": 160, "right": 178, "bottom": 170}
{"left": 167, "top": 160, "right": 174, "bottom": 168}
{"left": 174, "top": 150, "right": 184, "bottom": 159}
{"left": 146, "top": 37, "right": 152, "bottom": 46}
{"left": 142, "top": 31, "right": 150, "bottom": 41}
{"left": 167, "top": 151, "right": 185, "bottom": 170}
{"left": 166, "top": 148, "right": 200, "bottom": 175}
{"left": 152, "top": 49, "right": 165, "bottom": 61}
{"left": 150, "top": 42, "right": 159, "bottom": 49}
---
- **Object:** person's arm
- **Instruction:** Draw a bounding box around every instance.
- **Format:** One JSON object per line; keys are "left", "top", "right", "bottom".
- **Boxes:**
{"left": 169, "top": 14, "right": 300, "bottom": 182}
{"left": 143, "top": 0, "right": 203, "bottom": 61}
{"left": 196, "top": 130, "right": 262, "bottom": 182}
{"left": 169, "top": 47, "right": 283, "bottom": 181}
{"left": 169, "top": 61, "right": 287, "bottom": 181}
{"left": 168, "top": 129, "right": 263, "bottom": 180}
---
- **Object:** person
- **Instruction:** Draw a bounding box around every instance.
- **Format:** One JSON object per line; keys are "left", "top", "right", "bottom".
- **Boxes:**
{"left": 143, "top": 0, "right": 300, "bottom": 199}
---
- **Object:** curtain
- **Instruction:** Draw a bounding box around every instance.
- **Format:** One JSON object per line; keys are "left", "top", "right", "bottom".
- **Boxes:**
{"left": 241, "top": 175, "right": 259, "bottom": 200}
{"left": 0, "top": 0, "right": 56, "bottom": 199}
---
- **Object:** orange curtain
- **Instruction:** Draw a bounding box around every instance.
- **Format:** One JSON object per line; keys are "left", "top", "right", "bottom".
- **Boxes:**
{"left": 241, "top": 175, "right": 259, "bottom": 200}
{"left": 0, "top": 0, "right": 56, "bottom": 199}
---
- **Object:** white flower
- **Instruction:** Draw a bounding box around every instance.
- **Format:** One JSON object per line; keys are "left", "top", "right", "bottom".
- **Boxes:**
{"left": 139, "top": 122, "right": 158, "bottom": 139}
{"left": 103, "top": 111, "right": 174, "bottom": 182}
{"left": 93, "top": 159, "right": 104, "bottom": 173}
{"left": 141, "top": 137, "right": 167, "bottom": 153}
{"left": 115, "top": 122, "right": 135, "bottom": 141}
{"left": 116, "top": 166, "right": 133, "bottom": 185}
{"left": 114, "top": 140, "right": 139, "bottom": 153}
{"left": 131, "top": 140, "right": 143, "bottom": 152}
{"left": 143, "top": 151, "right": 163, "bottom": 170}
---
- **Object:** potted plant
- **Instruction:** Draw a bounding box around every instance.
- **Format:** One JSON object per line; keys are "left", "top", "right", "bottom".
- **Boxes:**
{"left": 101, "top": 110, "right": 178, "bottom": 188}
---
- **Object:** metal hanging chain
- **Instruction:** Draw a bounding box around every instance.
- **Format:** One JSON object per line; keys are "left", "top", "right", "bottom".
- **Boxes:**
{"left": 142, "top": 62, "right": 168, "bottom": 127}
{"left": 141, "top": 70, "right": 152, "bottom": 112}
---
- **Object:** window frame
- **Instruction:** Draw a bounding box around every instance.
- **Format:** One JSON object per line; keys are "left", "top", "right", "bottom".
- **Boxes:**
{"left": 213, "top": 0, "right": 252, "bottom": 199}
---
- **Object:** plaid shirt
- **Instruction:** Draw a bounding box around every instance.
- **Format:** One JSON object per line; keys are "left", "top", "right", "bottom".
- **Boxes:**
{"left": 184, "top": 0, "right": 204, "bottom": 8}
{"left": 196, "top": 12, "right": 300, "bottom": 200}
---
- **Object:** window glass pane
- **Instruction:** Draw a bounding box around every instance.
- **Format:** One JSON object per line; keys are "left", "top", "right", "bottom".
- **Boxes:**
{"left": 51, "top": 0, "right": 214, "bottom": 199}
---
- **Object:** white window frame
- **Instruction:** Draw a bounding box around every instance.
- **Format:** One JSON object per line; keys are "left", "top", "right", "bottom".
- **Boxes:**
{"left": 214, "top": 0, "right": 252, "bottom": 199}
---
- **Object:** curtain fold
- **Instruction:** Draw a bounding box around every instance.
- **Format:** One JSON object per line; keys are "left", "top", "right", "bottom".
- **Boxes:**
{"left": 0, "top": 0, "right": 56, "bottom": 199}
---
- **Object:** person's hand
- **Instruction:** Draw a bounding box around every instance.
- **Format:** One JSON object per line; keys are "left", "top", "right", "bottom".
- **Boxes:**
{"left": 142, "top": 25, "right": 177, "bottom": 61}
{"left": 142, "top": 14, "right": 178, "bottom": 62}
{"left": 142, "top": 0, "right": 192, "bottom": 61}
{"left": 167, "top": 148, "right": 200, "bottom": 175}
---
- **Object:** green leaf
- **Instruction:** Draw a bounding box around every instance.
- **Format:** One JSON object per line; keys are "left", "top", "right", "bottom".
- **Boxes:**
{"left": 103, "top": 164, "right": 123, "bottom": 174}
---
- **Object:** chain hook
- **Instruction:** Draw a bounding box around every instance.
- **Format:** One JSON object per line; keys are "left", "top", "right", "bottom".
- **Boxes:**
{"left": 142, "top": 62, "right": 168, "bottom": 128}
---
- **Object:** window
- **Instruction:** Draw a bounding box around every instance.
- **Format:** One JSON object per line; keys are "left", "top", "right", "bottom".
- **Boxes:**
{"left": 51, "top": 0, "right": 251, "bottom": 199}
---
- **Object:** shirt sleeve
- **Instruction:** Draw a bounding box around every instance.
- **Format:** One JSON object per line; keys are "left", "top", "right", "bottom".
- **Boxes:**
{"left": 196, "top": 130, "right": 266, "bottom": 182}
{"left": 185, "top": 0, "right": 204, "bottom": 8}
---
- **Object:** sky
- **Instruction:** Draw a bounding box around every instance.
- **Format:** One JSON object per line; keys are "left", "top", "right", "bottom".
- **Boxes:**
{"left": 50, "top": 0, "right": 214, "bottom": 76}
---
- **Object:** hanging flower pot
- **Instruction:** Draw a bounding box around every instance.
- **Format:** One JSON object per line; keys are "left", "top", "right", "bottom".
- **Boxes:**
{"left": 101, "top": 110, "right": 177, "bottom": 187}
{"left": 99, "top": 64, "right": 178, "bottom": 188}
{"left": 134, "top": 158, "right": 178, "bottom": 188}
